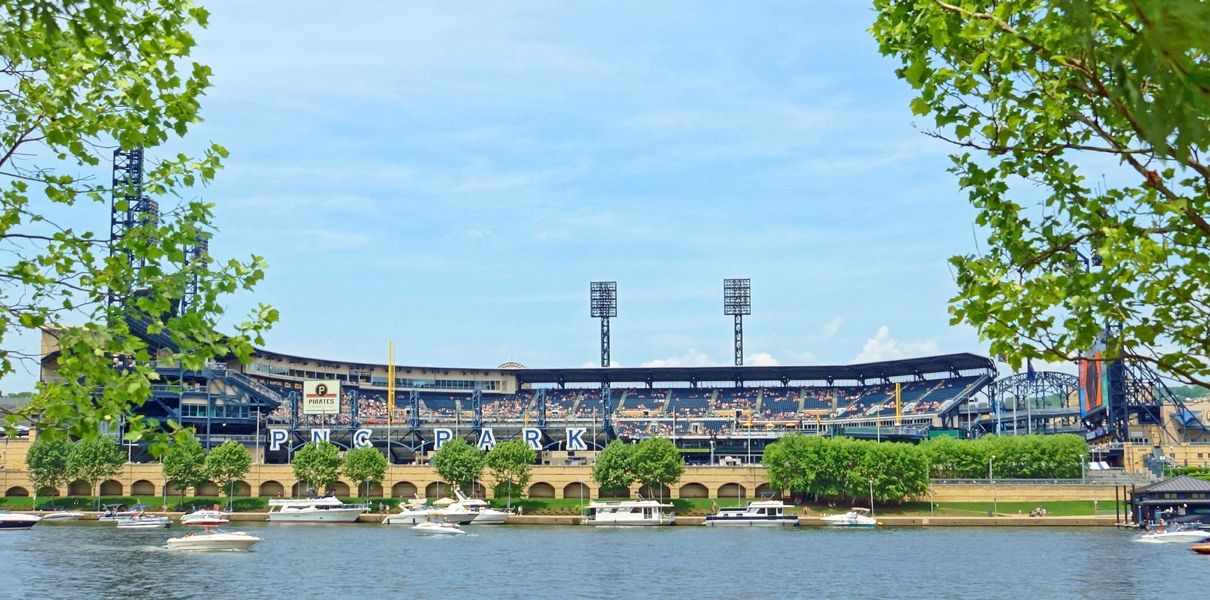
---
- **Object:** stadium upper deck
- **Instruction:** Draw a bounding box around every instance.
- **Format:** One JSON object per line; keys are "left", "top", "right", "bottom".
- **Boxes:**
{"left": 244, "top": 348, "right": 996, "bottom": 435}
{"left": 38, "top": 325, "right": 997, "bottom": 447}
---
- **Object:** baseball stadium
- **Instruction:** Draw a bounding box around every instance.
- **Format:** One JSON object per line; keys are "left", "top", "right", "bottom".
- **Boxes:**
{"left": 15, "top": 150, "right": 1210, "bottom": 501}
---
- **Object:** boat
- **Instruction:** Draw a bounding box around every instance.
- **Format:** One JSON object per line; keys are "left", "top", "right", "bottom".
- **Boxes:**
{"left": 411, "top": 520, "right": 467, "bottom": 535}
{"left": 821, "top": 507, "right": 879, "bottom": 528}
{"left": 99, "top": 504, "right": 148, "bottom": 522}
{"left": 38, "top": 511, "right": 84, "bottom": 522}
{"left": 704, "top": 499, "right": 799, "bottom": 527}
{"left": 1191, "top": 542, "right": 1210, "bottom": 555}
{"left": 450, "top": 487, "right": 513, "bottom": 525}
{"left": 180, "top": 509, "right": 229, "bottom": 526}
{"left": 382, "top": 496, "right": 476, "bottom": 525}
{"left": 1137, "top": 524, "right": 1209, "bottom": 544}
{"left": 166, "top": 529, "right": 260, "bottom": 551}
{"left": 581, "top": 499, "right": 675, "bottom": 526}
{"left": 115, "top": 513, "right": 171, "bottom": 529}
{"left": 266, "top": 496, "right": 368, "bottom": 523}
{"left": 0, "top": 512, "right": 41, "bottom": 530}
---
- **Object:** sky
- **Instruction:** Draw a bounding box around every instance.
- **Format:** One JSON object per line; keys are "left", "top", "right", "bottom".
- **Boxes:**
{"left": 6, "top": 1, "right": 1001, "bottom": 391}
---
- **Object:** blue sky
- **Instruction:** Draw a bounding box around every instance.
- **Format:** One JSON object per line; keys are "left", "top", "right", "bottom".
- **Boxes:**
{"left": 7, "top": 1, "right": 998, "bottom": 390}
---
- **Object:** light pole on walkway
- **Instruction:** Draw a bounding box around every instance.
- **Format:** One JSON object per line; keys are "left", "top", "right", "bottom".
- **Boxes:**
{"left": 988, "top": 455, "right": 997, "bottom": 517}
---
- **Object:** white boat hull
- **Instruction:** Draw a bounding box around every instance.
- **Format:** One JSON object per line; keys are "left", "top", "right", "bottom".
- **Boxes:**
{"left": 167, "top": 531, "right": 260, "bottom": 551}
{"left": 704, "top": 517, "right": 799, "bottom": 527}
{"left": 267, "top": 508, "right": 366, "bottom": 523}
{"left": 116, "top": 517, "right": 171, "bottom": 529}
{"left": 469, "top": 510, "right": 510, "bottom": 525}
{"left": 411, "top": 522, "right": 466, "bottom": 535}
{"left": 1138, "top": 531, "right": 1210, "bottom": 544}
{"left": 582, "top": 516, "right": 676, "bottom": 526}
{"left": 38, "top": 512, "right": 84, "bottom": 522}
{"left": 0, "top": 514, "right": 41, "bottom": 530}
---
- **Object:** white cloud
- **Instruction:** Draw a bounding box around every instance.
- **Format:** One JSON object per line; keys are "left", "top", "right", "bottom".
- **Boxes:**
{"left": 822, "top": 317, "right": 843, "bottom": 338}
{"left": 641, "top": 349, "right": 716, "bottom": 368}
{"left": 747, "top": 352, "right": 780, "bottom": 366}
{"left": 853, "top": 326, "right": 940, "bottom": 363}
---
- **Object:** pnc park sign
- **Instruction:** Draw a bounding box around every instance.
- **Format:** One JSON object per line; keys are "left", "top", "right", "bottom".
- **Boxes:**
{"left": 266, "top": 427, "right": 589, "bottom": 452}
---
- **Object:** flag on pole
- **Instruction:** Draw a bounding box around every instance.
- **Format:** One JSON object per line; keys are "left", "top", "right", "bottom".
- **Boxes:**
{"left": 1026, "top": 358, "right": 1036, "bottom": 382}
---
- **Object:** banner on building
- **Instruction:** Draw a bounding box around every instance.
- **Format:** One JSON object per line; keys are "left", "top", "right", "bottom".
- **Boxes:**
{"left": 302, "top": 380, "right": 341, "bottom": 415}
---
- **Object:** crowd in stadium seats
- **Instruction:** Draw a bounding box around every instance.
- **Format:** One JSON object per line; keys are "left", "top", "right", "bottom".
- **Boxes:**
{"left": 254, "top": 376, "right": 985, "bottom": 432}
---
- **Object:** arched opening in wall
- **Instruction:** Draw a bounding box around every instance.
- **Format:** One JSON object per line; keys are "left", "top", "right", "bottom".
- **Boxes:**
{"left": 754, "top": 483, "right": 778, "bottom": 499}
{"left": 599, "top": 487, "right": 630, "bottom": 499}
{"left": 5, "top": 486, "right": 29, "bottom": 497}
{"left": 231, "top": 480, "right": 252, "bottom": 497}
{"left": 638, "top": 484, "right": 670, "bottom": 500}
{"left": 425, "top": 482, "right": 449, "bottom": 499}
{"left": 131, "top": 480, "right": 155, "bottom": 496}
{"left": 329, "top": 481, "right": 351, "bottom": 497}
{"left": 717, "top": 483, "right": 746, "bottom": 499}
{"left": 392, "top": 481, "right": 417, "bottom": 499}
{"left": 260, "top": 481, "right": 284, "bottom": 498}
{"left": 466, "top": 482, "right": 486, "bottom": 499}
{"left": 528, "top": 482, "right": 555, "bottom": 498}
{"left": 99, "top": 480, "right": 123, "bottom": 497}
{"left": 37, "top": 487, "right": 59, "bottom": 498}
{"left": 563, "top": 482, "right": 590, "bottom": 500}
{"left": 362, "top": 482, "right": 384, "bottom": 498}
{"left": 679, "top": 483, "right": 709, "bottom": 498}
{"left": 67, "top": 480, "right": 92, "bottom": 496}
{"left": 291, "top": 482, "right": 312, "bottom": 497}
{"left": 196, "top": 481, "right": 220, "bottom": 497}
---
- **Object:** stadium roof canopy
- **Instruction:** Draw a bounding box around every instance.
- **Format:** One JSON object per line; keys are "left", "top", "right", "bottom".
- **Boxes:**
{"left": 513, "top": 352, "right": 996, "bottom": 386}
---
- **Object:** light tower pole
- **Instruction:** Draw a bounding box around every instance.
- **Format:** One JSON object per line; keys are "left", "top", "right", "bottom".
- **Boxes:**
{"left": 590, "top": 281, "right": 617, "bottom": 368}
{"left": 723, "top": 278, "right": 751, "bottom": 367}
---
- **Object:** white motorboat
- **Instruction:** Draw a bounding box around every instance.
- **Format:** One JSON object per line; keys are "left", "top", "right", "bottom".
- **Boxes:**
{"left": 166, "top": 529, "right": 260, "bottom": 551}
{"left": 267, "top": 496, "right": 368, "bottom": 523}
{"left": 1137, "top": 525, "right": 1209, "bottom": 544}
{"left": 383, "top": 496, "right": 476, "bottom": 525}
{"left": 0, "top": 512, "right": 41, "bottom": 530}
{"left": 821, "top": 507, "right": 879, "bottom": 528}
{"left": 411, "top": 521, "right": 466, "bottom": 535}
{"left": 115, "top": 514, "right": 171, "bottom": 529}
{"left": 99, "top": 504, "right": 148, "bottom": 522}
{"left": 38, "top": 511, "right": 84, "bottom": 522}
{"left": 180, "top": 510, "right": 229, "bottom": 526}
{"left": 581, "top": 499, "right": 675, "bottom": 526}
{"left": 450, "top": 487, "right": 512, "bottom": 525}
{"left": 704, "top": 500, "right": 799, "bottom": 527}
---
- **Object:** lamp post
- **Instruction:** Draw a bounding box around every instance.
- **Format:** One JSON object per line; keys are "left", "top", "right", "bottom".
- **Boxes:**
{"left": 988, "top": 455, "right": 997, "bottom": 517}
{"left": 868, "top": 478, "right": 875, "bottom": 518}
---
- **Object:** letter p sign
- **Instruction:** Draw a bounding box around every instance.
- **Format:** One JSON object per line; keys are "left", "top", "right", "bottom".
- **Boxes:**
{"left": 269, "top": 429, "right": 288, "bottom": 452}
{"left": 434, "top": 428, "right": 453, "bottom": 450}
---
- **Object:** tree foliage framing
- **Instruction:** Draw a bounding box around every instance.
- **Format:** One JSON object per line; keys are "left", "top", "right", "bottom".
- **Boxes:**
{"left": 872, "top": 0, "right": 1210, "bottom": 385}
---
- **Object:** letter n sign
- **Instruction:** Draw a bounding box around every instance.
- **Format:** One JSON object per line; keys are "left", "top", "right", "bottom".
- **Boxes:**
{"left": 311, "top": 428, "right": 330, "bottom": 443}
{"left": 565, "top": 427, "right": 587, "bottom": 451}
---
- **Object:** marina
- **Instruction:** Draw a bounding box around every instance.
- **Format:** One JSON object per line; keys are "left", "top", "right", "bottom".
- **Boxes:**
{"left": 3, "top": 522, "right": 1210, "bottom": 598}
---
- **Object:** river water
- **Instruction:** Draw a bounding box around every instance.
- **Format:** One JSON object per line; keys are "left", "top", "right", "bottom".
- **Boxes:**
{"left": 3, "top": 522, "right": 1208, "bottom": 599}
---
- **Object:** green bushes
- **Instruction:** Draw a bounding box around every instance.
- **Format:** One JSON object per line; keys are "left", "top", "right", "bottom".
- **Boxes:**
{"left": 765, "top": 434, "right": 1089, "bottom": 504}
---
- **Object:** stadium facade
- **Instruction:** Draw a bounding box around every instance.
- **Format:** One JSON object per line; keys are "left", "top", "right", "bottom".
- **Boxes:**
{"left": 40, "top": 327, "right": 1000, "bottom": 464}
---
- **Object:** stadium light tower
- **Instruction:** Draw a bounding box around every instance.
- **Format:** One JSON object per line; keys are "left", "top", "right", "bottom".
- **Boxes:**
{"left": 723, "top": 278, "right": 751, "bottom": 366}
{"left": 590, "top": 281, "right": 617, "bottom": 368}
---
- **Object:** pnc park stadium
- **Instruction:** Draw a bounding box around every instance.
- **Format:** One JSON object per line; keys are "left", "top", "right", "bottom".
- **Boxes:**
{"left": 34, "top": 151, "right": 1210, "bottom": 475}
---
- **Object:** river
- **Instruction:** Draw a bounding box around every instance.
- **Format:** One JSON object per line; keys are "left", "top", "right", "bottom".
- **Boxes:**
{"left": 3, "top": 522, "right": 1208, "bottom": 599}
